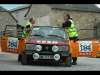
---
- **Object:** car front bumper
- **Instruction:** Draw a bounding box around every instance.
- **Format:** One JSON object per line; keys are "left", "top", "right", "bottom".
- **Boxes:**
{"left": 23, "top": 50, "right": 72, "bottom": 60}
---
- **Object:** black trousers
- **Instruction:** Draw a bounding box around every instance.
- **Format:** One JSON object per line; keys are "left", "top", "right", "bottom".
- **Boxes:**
{"left": 69, "top": 37, "right": 78, "bottom": 41}
{"left": 69, "top": 37, "right": 78, "bottom": 62}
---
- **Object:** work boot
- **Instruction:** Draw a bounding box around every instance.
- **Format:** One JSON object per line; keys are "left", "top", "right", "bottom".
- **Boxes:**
{"left": 18, "top": 58, "right": 22, "bottom": 62}
{"left": 72, "top": 61, "right": 77, "bottom": 65}
{"left": 18, "top": 55, "right": 22, "bottom": 62}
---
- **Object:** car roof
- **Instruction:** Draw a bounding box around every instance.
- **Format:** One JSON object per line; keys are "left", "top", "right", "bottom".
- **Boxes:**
{"left": 33, "top": 26, "right": 65, "bottom": 31}
{"left": 34, "top": 26, "right": 62, "bottom": 28}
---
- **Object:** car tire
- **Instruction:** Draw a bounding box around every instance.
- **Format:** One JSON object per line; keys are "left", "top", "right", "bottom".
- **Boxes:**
{"left": 21, "top": 51, "right": 29, "bottom": 65}
{"left": 65, "top": 54, "right": 72, "bottom": 67}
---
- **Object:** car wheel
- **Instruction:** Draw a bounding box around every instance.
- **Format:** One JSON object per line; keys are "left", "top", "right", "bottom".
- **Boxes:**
{"left": 65, "top": 54, "right": 72, "bottom": 67}
{"left": 21, "top": 51, "right": 29, "bottom": 65}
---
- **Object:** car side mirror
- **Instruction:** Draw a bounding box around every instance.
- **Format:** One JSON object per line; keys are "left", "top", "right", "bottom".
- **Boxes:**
{"left": 18, "top": 36, "right": 23, "bottom": 40}
{"left": 73, "top": 38, "right": 79, "bottom": 42}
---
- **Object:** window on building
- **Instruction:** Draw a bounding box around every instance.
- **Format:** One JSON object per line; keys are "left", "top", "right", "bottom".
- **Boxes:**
{"left": 94, "top": 26, "right": 98, "bottom": 36}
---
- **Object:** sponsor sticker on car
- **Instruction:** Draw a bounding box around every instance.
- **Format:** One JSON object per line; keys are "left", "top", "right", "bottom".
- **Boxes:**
{"left": 7, "top": 38, "right": 19, "bottom": 53}
{"left": 79, "top": 41, "right": 92, "bottom": 56}
{"left": 37, "top": 40, "right": 58, "bottom": 44}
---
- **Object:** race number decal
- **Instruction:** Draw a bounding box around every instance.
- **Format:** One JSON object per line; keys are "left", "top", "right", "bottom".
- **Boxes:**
{"left": 7, "top": 38, "right": 19, "bottom": 53}
{"left": 79, "top": 41, "right": 92, "bottom": 56}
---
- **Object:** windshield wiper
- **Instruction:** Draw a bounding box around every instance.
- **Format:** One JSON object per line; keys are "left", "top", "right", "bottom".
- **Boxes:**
{"left": 47, "top": 35, "right": 64, "bottom": 39}
{"left": 32, "top": 34, "right": 44, "bottom": 38}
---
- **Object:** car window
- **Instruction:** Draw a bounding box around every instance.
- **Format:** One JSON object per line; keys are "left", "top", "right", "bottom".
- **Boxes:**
{"left": 29, "top": 27, "right": 68, "bottom": 39}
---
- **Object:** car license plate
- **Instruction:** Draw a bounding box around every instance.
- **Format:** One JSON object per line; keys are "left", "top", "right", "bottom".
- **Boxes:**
{"left": 39, "top": 55, "right": 53, "bottom": 59}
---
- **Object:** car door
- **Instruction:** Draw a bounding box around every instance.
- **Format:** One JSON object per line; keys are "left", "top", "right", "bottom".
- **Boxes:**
{"left": 70, "top": 40, "right": 99, "bottom": 57}
{"left": 1, "top": 25, "right": 26, "bottom": 55}
{"left": 1, "top": 36, "right": 26, "bottom": 55}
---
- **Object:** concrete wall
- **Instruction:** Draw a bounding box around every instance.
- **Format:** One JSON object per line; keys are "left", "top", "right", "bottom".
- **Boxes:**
{"left": 0, "top": 12, "right": 17, "bottom": 31}
{"left": 11, "top": 7, "right": 29, "bottom": 25}
{"left": 35, "top": 15, "right": 50, "bottom": 26}
{"left": 0, "top": 12, "right": 17, "bottom": 45}
{"left": 25, "top": 4, "right": 51, "bottom": 26}
{"left": 15, "top": 4, "right": 100, "bottom": 41}
{"left": 49, "top": 9, "right": 100, "bottom": 39}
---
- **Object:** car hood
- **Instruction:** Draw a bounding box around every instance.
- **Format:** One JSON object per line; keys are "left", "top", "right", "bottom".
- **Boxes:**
{"left": 26, "top": 38, "right": 69, "bottom": 45}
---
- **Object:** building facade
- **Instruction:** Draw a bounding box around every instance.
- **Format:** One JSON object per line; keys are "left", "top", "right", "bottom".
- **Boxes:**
{"left": 9, "top": 4, "right": 30, "bottom": 25}
{"left": 0, "top": 6, "right": 17, "bottom": 31}
{"left": 10, "top": 4, "right": 100, "bottom": 40}
{"left": 0, "top": 6, "right": 18, "bottom": 45}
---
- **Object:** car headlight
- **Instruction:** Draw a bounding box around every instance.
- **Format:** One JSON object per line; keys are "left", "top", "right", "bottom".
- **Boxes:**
{"left": 25, "top": 44, "right": 36, "bottom": 50}
{"left": 54, "top": 54, "right": 60, "bottom": 61}
{"left": 58, "top": 46, "right": 69, "bottom": 51}
{"left": 35, "top": 45, "right": 42, "bottom": 52}
{"left": 52, "top": 45, "right": 58, "bottom": 52}
{"left": 33, "top": 53, "right": 39, "bottom": 60}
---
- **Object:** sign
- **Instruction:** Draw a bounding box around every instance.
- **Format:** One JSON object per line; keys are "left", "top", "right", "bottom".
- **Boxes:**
{"left": 37, "top": 40, "right": 58, "bottom": 44}
{"left": 7, "top": 38, "right": 19, "bottom": 53}
{"left": 79, "top": 41, "right": 92, "bottom": 56}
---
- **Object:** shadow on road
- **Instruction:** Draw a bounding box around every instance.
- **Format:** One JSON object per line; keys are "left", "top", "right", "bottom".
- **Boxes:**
{"left": 28, "top": 60, "right": 65, "bottom": 67}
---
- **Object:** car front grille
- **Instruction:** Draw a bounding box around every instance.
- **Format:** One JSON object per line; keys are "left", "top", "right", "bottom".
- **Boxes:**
{"left": 41, "top": 45, "right": 53, "bottom": 51}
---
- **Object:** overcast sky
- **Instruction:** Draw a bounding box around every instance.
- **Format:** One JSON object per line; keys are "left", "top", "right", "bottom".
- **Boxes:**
{"left": 0, "top": 4, "right": 100, "bottom": 10}
{"left": 0, "top": 4, "right": 28, "bottom": 10}
{"left": 96, "top": 4, "right": 100, "bottom": 8}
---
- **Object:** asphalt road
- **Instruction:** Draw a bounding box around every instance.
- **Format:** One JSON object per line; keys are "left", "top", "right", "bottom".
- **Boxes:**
{"left": 0, "top": 47, "right": 100, "bottom": 71}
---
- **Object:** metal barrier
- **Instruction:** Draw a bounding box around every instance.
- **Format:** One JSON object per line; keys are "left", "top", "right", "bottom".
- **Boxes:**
{"left": 0, "top": 25, "right": 24, "bottom": 45}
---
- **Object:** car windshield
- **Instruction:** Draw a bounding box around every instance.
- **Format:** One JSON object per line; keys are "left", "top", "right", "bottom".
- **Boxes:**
{"left": 29, "top": 26, "right": 68, "bottom": 39}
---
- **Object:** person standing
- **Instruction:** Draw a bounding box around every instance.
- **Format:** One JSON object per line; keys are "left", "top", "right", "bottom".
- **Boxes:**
{"left": 18, "top": 17, "right": 36, "bottom": 62}
{"left": 22, "top": 17, "right": 36, "bottom": 38}
{"left": 57, "top": 13, "right": 78, "bottom": 65}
